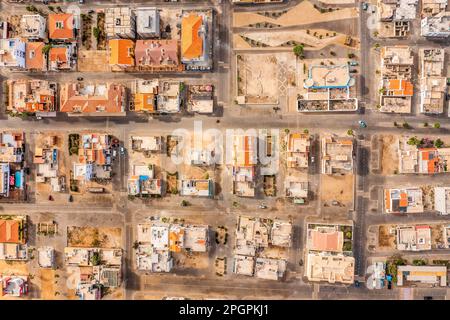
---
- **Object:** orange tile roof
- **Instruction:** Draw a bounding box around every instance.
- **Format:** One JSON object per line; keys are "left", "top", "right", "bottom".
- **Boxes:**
{"left": 134, "top": 93, "right": 156, "bottom": 112}
{"left": 388, "top": 79, "right": 413, "bottom": 96}
{"left": 181, "top": 14, "right": 203, "bottom": 60}
{"left": 48, "top": 13, "right": 74, "bottom": 39}
{"left": 109, "top": 39, "right": 135, "bottom": 66}
{"left": 311, "top": 230, "right": 342, "bottom": 251}
{"left": 49, "top": 47, "right": 68, "bottom": 63}
{"left": 26, "top": 42, "right": 45, "bottom": 70}
{"left": 0, "top": 220, "right": 21, "bottom": 243}
{"left": 399, "top": 193, "right": 408, "bottom": 208}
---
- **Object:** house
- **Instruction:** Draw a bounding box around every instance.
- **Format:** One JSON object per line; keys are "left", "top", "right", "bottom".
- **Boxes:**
{"left": 419, "top": 48, "right": 446, "bottom": 114}
{"left": 25, "top": 42, "right": 47, "bottom": 71}
{"left": 105, "top": 7, "right": 136, "bottom": 39}
{"left": 72, "top": 134, "right": 113, "bottom": 181}
{"left": 127, "top": 164, "right": 162, "bottom": 196}
{"left": 231, "top": 135, "right": 258, "bottom": 167}
{"left": 109, "top": 39, "right": 135, "bottom": 70}
{"left": 136, "top": 7, "right": 160, "bottom": 38}
{"left": 299, "top": 64, "right": 357, "bottom": 112}
{"left": 0, "top": 38, "right": 26, "bottom": 69}
{"left": 396, "top": 225, "right": 432, "bottom": 251}
{"left": 384, "top": 188, "right": 424, "bottom": 214}
{"left": 270, "top": 220, "right": 293, "bottom": 247}
{"left": 233, "top": 255, "right": 255, "bottom": 276}
{"left": 286, "top": 133, "right": 310, "bottom": 168}
{"left": 131, "top": 136, "right": 163, "bottom": 152}
{"left": 434, "top": 187, "right": 450, "bottom": 215}
{"left": 38, "top": 246, "right": 55, "bottom": 268}
{"left": 187, "top": 84, "right": 214, "bottom": 113}
{"left": 285, "top": 180, "right": 308, "bottom": 202}
{"left": 255, "top": 258, "right": 286, "bottom": 280}
{"left": 180, "top": 10, "right": 213, "bottom": 71}
{"left": 397, "top": 265, "right": 447, "bottom": 286}
{"left": 1, "top": 276, "right": 28, "bottom": 297}
{"left": 321, "top": 135, "right": 354, "bottom": 174}
{"left": 60, "top": 82, "right": 126, "bottom": 116}
{"left": 184, "top": 225, "right": 209, "bottom": 252}
{"left": 134, "top": 39, "right": 182, "bottom": 72}
{"left": 48, "top": 44, "right": 76, "bottom": 71}
{"left": 180, "top": 179, "right": 213, "bottom": 197}
{"left": 0, "top": 132, "right": 25, "bottom": 198}
{"left": 7, "top": 79, "right": 56, "bottom": 115}
{"left": 20, "top": 14, "right": 46, "bottom": 39}
{"left": 421, "top": 0, "right": 448, "bottom": 17}
{"left": 305, "top": 252, "right": 355, "bottom": 284}
{"left": 421, "top": 11, "right": 450, "bottom": 37}
{"left": 0, "top": 215, "right": 27, "bottom": 261}
{"left": 377, "top": 0, "right": 418, "bottom": 37}
{"left": 77, "top": 283, "right": 101, "bottom": 300}
{"left": 307, "top": 225, "right": 344, "bottom": 252}
{"left": 48, "top": 13, "right": 75, "bottom": 40}
{"left": 232, "top": 166, "right": 255, "bottom": 197}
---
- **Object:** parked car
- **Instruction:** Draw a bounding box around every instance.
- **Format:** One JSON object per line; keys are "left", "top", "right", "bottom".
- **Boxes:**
{"left": 69, "top": 195, "right": 73, "bottom": 202}
{"left": 120, "top": 146, "right": 125, "bottom": 155}
{"left": 77, "top": 77, "right": 83, "bottom": 81}
{"left": 362, "top": 3, "right": 368, "bottom": 10}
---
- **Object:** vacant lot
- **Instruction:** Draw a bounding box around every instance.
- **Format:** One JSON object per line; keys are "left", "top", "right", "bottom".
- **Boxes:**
{"left": 381, "top": 135, "right": 399, "bottom": 175}
{"left": 40, "top": 269, "right": 56, "bottom": 300}
{"left": 320, "top": 174, "right": 354, "bottom": 206}
{"left": 67, "top": 226, "right": 122, "bottom": 248}
{"left": 78, "top": 50, "right": 110, "bottom": 72}
{"left": 378, "top": 225, "right": 396, "bottom": 249}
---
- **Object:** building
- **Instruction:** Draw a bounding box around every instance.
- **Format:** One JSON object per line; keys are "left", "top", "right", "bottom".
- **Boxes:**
{"left": 72, "top": 134, "right": 113, "bottom": 181}
{"left": 136, "top": 7, "right": 160, "bottom": 38}
{"left": 235, "top": 216, "right": 270, "bottom": 257}
{"left": 398, "top": 138, "right": 450, "bottom": 174}
{"left": 421, "top": 11, "right": 450, "bottom": 37}
{"left": 421, "top": 0, "right": 448, "bottom": 17}
{"left": 233, "top": 255, "right": 255, "bottom": 276}
{"left": 1, "top": 276, "right": 28, "bottom": 297}
{"left": 34, "top": 135, "right": 64, "bottom": 191}
{"left": 0, "top": 216, "right": 27, "bottom": 261}
{"left": 25, "top": 41, "right": 47, "bottom": 71}
{"left": 134, "top": 39, "right": 182, "bottom": 72}
{"left": 377, "top": 0, "right": 418, "bottom": 37}
{"left": 127, "top": 164, "right": 162, "bottom": 196}
{"left": 108, "top": 39, "right": 135, "bottom": 70}
{"left": 232, "top": 166, "right": 255, "bottom": 197}
{"left": 38, "top": 246, "right": 55, "bottom": 268}
{"left": 384, "top": 188, "right": 424, "bottom": 214}
{"left": 285, "top": 180, "right": 308, "bottom": 202}
{"left": 321, "top": 135, "right": 353, "bottom": 174}
{"left": 286, "top": 133, "right": 310, "bottom": 168}
{"left": 131, "top": 80, "right": 181, "bottom": 113}
{"left": 231, "top": 135, "right": 258, "bottom": 167}
{"left": 232, "top": 0, "right": 283, "bottom": 2}
{"left": 48, "top": 44, "right": 77, "bottom": 71}
{"left": 396, "top": 225, "right": 432, "bottom": 251}
{"left": 367, "top": 261, "right": 386, "bottom": 290}
{"left": 131, "top": 136, "right": 163, "bottom": 153}
{"left": 77, "top": 283, "right": 101, "bottom": 300}
{"left": 270, "top": 219, "right": 293, "bottom": 247}
{"left": 60, "top": 82, "right": 126, "bottom": 116}
{"left": 105, "top": 7, "right": 136, "bottom": 39}
{"left": 181, "top": 10, "right": 213, "bottom": 71}
{"left": 307, "top": 225, "right": 344, "bottom": 253}
{"left": 187, "top": 84, "right": 214, "bottom": 113}
{"left": 136, "top": 222, "right": 209, "bottom": 272}
{"left": 419, "top": 48, "right": 446, "bottom": 114}
{"left": 379, "top": 46, "right": 414, "bottom": 113}
{"left": 48, "top": 13, "right": 75, "bottom": 40}
{"left": 397, "top": 265, "right": 447, "bottom": 286}
{"left": 299, "top": 64, "right": 357, "bottom": 112}
{"left": 255, "top": 258, "right": 286, "bottom": 280}
{"left": 180, "top": 179, "right": 213, "bottom": 197}
{"left": 0, "top": 132, "right": 25, "bottom": 198}
{"left": 7, "top": 79, "right": 56, "bottom": 116}
{"left": 20, "top": 14, "right": 46, "bottom": 39}
{"left": 0, "top": 38, "right": 26, "bottom": 69}
{"left": 435, "top": 187, "right": 450, "bottom": 215}
{"left": 305, "top": 252, "right": 355, "bottom": 284}
{"left": 64, "top": 247, "right": 122, "bottom": 267}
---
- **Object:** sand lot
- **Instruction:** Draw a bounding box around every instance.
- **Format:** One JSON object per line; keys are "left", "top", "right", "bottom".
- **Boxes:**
{"left": 381, "top": 135, "right": 399, "bottom": 175}
{"left": 67, "top": 226, "right": 122, "bottom": 248}
{"left": 320, "top": 174, "right": 354, "bottom": 206}
{"left": 78, "top": 50, "right": 110, "bottom": 72}
{"left": 40, "top": 269, "right": 56, "bottom": 300}
{"left": 173, "top": 252, "right": 210, "bottom": 270}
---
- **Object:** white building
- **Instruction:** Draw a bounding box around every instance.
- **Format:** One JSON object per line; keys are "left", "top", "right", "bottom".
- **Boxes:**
{"left": 105, "top": 7, "right": 136, "bottom": 39}
{"left": 0, "top": 38, "right": 26, "bottom": 69}
{"left": 421, "top": 11, "right": 450, "bottom": 37}
{"left": 434, "top": 187, "right": 450, "bottom": 215}
{"left": 20, "top": 14, "right": 46, "bottom": 39}
{"left": 136, "top": 7, "right": 160, "bottom": 38}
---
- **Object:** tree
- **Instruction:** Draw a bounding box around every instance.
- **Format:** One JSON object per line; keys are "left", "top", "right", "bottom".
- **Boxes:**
{"left": 347, "top": 129, "right": 354, "bottom": 136}
{"left": 303, "top": 129, "right": 309, "bottom": 134}
{"left": 434, "top": 138, "right": 444, "bottom": 148}
{"left": 423, "top": 122, "right": 429, "bottom": 127}
{"left": 90, "top": 252, "right": 101, "bottom": 266}
{"left": 347, "top": 53, "right": 355, "bottom": 59}
{"left": 293, "top": 44, "right": 304, "bottom": 58}
{"left": 407, "top": 136, "right": 420, "bottom": 146}
{"left": 434, "top": 122, "right": 441, "bottom": 129}
{"left": 42, "top": 44, "right": 52, "bottom": 55}
{"left": 402, "top": 122, "right": 411, "bottom": 129}
{"left": 93, "top": 27, "right": 100, "bottom": 40}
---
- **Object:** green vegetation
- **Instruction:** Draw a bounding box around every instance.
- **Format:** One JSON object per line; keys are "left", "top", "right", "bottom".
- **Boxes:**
{"left": 42, "top": 44, "right": 52, "bottom": 55}
{"left": 181, "top": 200, "right": 190, "bottom": 207}
{"left": 402, "top": 122, "right": 411, "bottom": 129}
{"left": 303, "top": 129, "right": 309, "bottom": 134}
{"left": 434, "top": 138, "right": 444, "bottom": 148}
{"left": 293, "top": 44, "right": 305, "bottom": 59}
{"left": 386, "top": 255, "right": 407, "bottom": 283}
{"left": 434, "top": 122, "right": 441, "bottom": 129}
{"left": 407, "top": 136, "right": 420, "bottom": 146}
{"left": 423, "top": 122, "right": 429, "bottom": 127}
{"left": 90, "top": 252, "right": 101, "bottom": 266}
{"left": 68, "top": 134, "right": 80, "bottom": 155}
{"left": 347, "top": 129, "right": 354, "bottom": 136}
{"left": 343, "top": 241, "right": 352, "bottom": 251}
{"left": 412, "top": 259, "right": 427, "bottom": 266}
{"left": 93, "top": 27, "right": 100, "bottom": 40}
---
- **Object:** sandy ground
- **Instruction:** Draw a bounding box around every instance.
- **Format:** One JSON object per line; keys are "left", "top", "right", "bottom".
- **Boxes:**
{"left": 0, "top": 260, "right": 28, "bottom": 275}
{"left": 233, "top": 1, "right": 358, "bottom": 28}
{"left": 78, "top": 50, "right": 110, "bottom": 72}
{"left": 378, "top": 225, "right": 396, "bottom": 249}
{"left": 381, "top": 135, "right": 399, "bottom": 175}
{"left": 235, "top": 29, "right": 357, "bottom": 51}
{"left": 173, "top": 252, "right": 210, "bottom": 270}
{"left": 67, "top": 226, "right": 122, "bottom": 248}
{"left": 40, "top": 269, "right": 56, "bottom": 300}
{"left": 320, "top": 174, "right": 354, "bottom": 205}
